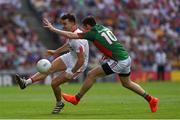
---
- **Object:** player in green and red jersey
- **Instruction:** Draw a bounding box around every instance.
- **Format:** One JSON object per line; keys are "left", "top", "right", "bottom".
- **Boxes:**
{"left": 43, "top": 16, "right": 159, "bottom": 113}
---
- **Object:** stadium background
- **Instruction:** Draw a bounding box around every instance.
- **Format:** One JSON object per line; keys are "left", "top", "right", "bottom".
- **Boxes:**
{"left": 0, "top": 0, "right": 180, "bottom": 119}
{"left": 0, "top": 0, "right": 179, "bottom": 86}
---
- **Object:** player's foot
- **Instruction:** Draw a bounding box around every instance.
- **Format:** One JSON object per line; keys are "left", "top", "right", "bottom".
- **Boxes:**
{"left": 62, "top": 93, "right": 80, "bottom": 105}
{"left": 15, "top": 74, "right": 26, "bottom": 89}
{"left": 51, "top": 102, "right": 64, "bottom": 114}
{"left": 149, "top": 97, "right": 159, "bottom": 112}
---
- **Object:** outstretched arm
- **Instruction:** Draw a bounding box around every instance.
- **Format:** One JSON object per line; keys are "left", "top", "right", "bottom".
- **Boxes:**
{"left": 43, "top": 18, "right": 79, "bottom": 39}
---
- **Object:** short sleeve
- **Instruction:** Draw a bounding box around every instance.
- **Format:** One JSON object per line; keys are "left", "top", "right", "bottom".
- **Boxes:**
{"left": 77, "top": 31, "right": 95, "bottom": 41}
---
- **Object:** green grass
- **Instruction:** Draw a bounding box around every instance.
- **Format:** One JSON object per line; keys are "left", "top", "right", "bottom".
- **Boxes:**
{"left": 0, "top": 81, "right": 180, "bottom": 119}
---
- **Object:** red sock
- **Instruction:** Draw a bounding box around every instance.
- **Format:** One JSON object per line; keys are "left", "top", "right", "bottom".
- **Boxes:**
{"left": 145, "top": 95, "right": 152, "bottom": 102}
{"left": 75, "top": 96, "right": 80, "bottom": 101}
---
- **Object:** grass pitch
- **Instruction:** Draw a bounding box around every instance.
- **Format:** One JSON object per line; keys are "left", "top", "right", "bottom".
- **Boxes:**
{"left": 0, "top": 81, "right": 180, "bottom": 119}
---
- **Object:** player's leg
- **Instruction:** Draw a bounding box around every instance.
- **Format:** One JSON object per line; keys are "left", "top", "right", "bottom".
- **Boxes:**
{"left": 51, "top": 53, "right": 80, "bottom": 113}
{"left": 119, "top": 75, "right": 159, "bottom": 112}
{"left": 51, "top": 69, "right": 80, "bottom": 114}
{"left": 51, "top": 72, "right": 70, "bottom": 102}
{"left": 51, "top": 73, "right": 71, "bottom": 114}
{"left": 113, "top": 56, "right": 158, "bottom": 112}
{"left": 16, "top": 57, "right": 66, "bottom": 89}
{"left": 79, "top": 66, "right": 106, "bottom": 96}
{"left": 62, "top": 65, "right": 106, "bottom": 105}
{"left": 119, "top": 75, "right": 146, "bottom": 96}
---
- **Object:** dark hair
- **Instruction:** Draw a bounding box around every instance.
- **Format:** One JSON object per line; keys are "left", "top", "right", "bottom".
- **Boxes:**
{"left": 82, "top": 16, "right": 96, "bottom": 27}
{"left": 60, "top": 13, "right": 76, "bottom": 23}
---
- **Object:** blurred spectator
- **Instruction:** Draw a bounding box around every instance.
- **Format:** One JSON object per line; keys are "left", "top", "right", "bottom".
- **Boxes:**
{"left": 155, "top": 48, "right": 167, "bottom": 80}
{"left": 0, "top": 0, "right": 45, "bottom": 71}
{"left": 29, "top": 0, "right": 179, "bottom": 72}
{"left": 1, "top": 0, "right": 179, "bottom": 73}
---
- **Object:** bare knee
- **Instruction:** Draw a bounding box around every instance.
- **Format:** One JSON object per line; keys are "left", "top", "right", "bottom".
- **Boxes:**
{"left": 120, "top": 76, "right": 131, "bottom": 88}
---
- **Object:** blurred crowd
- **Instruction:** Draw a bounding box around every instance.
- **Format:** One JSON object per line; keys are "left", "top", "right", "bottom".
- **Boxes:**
{"left": 0, "top": 0, "right": 179, "bottom": 72}
{"left": 0, "top": 0, "right": 45, "bottom": 71}
{"left": 30, "top": 0, "right": 180, "bottom": 71}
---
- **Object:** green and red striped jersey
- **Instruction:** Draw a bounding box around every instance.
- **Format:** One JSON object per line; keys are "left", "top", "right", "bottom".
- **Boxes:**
{"left": 78, "top": 24, "right": 129, "bottom": 60}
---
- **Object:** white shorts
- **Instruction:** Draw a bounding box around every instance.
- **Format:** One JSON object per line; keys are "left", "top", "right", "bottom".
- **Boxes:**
{"left": 59, "top": 52, "right": 88, "bottom": 78}
{"left": 102, "top": 56, "right": 131, "bottom": 75}
{"left": 60, "top": 53, "right": 76, "bottom": 69}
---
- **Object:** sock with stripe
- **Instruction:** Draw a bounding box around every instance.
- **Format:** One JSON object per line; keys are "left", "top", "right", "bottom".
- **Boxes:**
{"left": 143, "top": 93, "right": 152, "bottom": 102}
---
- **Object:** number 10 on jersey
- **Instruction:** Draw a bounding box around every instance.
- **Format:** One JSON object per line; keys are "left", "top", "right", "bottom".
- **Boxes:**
{"left": 101, "top": 30, "right": 117, "bottom": 45}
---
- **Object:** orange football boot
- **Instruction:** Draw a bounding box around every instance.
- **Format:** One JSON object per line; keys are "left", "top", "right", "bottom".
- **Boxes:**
{"left": 62, "top": 93, "right": 80, "bottom": 105}
{"left": 149, "top": 97, "right": 159, "bottom": 112}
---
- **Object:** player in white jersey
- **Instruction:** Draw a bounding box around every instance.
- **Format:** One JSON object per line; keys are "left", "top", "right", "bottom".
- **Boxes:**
{"left": 61, "top": 28, "right": 89, "bottom": 78}
{"left": 15, "top": 13, "right": 89, "bottom": 114}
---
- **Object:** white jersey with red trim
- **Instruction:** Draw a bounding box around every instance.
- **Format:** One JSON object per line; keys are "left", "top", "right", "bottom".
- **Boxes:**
{"left": 67, "top": 28, "right": 89, "bottom": 71}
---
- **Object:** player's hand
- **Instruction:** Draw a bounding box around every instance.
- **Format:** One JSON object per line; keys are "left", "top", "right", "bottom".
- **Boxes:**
{"left": 43, "top": 18, "right": 54, "bottom": 31}
{"left": 46, "top": 50, "right": 56, "bottom": 56}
